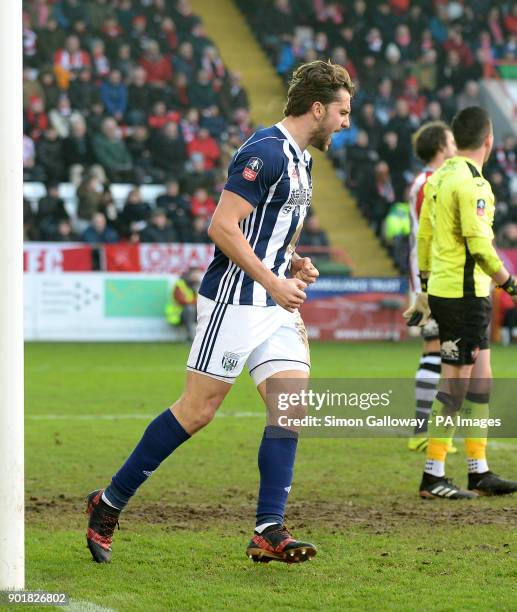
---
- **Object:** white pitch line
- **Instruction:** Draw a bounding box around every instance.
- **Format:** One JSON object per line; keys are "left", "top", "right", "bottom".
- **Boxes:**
{"left": 68, "top": 600, "right": 116, "bottom": 612}
{"left": 26, "top": 412, "right": 264, "bottom": 421}
{"left": 23, "top": 416, "right": 517, "bottom": 448}
{"left": 27, "top": 365, "right": 186, "bottom": 373}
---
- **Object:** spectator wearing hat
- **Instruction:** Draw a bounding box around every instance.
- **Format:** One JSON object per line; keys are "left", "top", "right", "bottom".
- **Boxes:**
{"left": 383, "top": 43, "right": 406, "bottom": 91}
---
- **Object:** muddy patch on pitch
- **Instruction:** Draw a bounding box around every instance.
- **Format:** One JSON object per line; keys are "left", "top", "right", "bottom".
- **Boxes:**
{"left": 26, "top": 494, "right": 517, "bottom": 533}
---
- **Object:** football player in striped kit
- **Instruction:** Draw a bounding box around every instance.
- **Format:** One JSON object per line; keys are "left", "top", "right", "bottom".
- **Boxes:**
{"left": 86, "top": 60, "right": 354, "bottom": 564}
{"left": 404, "top": 122, "right": 456, "bottom": 452}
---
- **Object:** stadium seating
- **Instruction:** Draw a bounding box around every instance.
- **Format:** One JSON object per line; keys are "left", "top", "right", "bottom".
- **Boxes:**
{"left": 22, "top": 0, "right": 252, "bottom": 244}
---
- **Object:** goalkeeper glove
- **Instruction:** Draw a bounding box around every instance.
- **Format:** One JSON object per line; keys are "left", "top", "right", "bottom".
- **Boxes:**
{"left": 403, "top": 292, "right": 431, "bottom": 327}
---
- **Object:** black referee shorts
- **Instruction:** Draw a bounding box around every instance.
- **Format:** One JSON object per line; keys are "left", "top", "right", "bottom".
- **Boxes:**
{"left": 429, "top": 295, "right": 491, "bottom": 365}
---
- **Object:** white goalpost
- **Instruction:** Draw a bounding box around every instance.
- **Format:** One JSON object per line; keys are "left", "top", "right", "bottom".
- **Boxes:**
{"left": 0, "top": 0, "right": 25, "bottom": 591}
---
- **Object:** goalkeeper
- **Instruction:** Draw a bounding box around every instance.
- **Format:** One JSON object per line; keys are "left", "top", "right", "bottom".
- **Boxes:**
{"left": 404, "top": 121, "right": 456, "bottom": 453}
{"left": 414, "top": 106, "right": 517, "bottom": 499}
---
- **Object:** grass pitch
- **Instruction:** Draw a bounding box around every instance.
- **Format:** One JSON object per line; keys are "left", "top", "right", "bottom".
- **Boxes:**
{"left": 23, "top": 342, "right": 517, "bottom": 611}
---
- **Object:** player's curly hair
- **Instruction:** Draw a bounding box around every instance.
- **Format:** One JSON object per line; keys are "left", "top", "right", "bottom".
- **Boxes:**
{"left": 412, "top": 121, "right": 451, "bottom": 164}
{"left": 283, "top": 60, "right": 355, "bottom": 117}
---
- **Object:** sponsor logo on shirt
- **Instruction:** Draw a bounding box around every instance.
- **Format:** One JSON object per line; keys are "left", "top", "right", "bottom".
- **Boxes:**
{"left": 476, "top": 199, "right": 486, "bottom": 216}
{"left": 242, "top": 157, "right": 263, "bottom": 181}
{"left": 281, "top": 187, "right": 312, "bottom": 215}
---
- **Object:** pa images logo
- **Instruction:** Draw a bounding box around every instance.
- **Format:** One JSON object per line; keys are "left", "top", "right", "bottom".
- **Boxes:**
{"left": 222, "top": 351, "right": 240, "bottom": 372}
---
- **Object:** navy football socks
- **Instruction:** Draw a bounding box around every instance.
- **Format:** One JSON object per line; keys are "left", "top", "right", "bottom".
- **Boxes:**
{"left": 256, "top": 425, "right": 298, "bottom": 527}
{"left": 103, "top": 408, "right": 190, "bottom": 510}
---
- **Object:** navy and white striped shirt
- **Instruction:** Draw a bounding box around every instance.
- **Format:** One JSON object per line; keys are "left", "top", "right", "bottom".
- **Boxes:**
{"left": 199, "top": 122, "right": 313, "bottom": 306}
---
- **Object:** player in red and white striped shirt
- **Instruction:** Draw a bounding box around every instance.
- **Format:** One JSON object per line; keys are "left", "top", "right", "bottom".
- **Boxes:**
{"left": 406, "top": 122, "right": 456, "bottom": 452}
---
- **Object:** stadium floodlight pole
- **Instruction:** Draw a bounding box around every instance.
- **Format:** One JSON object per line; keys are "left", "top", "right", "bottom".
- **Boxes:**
{"left": 0, "top": 0, "right": 24, "bottom": 591}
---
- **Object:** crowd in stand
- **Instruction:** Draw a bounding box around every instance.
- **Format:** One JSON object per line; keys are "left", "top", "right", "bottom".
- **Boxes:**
{"left": 238, "top": 0, "right": 517, "bottom": 271}
{"left": 23, "top": 0, "right": 517, "bottom": 271}
{"left": 23, "top": 0, "right": 252, "bottom": 244}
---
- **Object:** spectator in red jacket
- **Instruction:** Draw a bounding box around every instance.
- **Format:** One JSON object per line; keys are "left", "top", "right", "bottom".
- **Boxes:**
{"left": 400, "top": 76, "right": 427, "bottom": 121}
{"left": 443, "top": 26, "right": 474, "bottom": 67}
{"left": 26, "top": 95, "right": 49, "bottom": 141}
{"left": 147, "top": 101, "right": 181, "bottom": 132}
{"left": 190, "top": 187, "right": 216, "bottom": 220}
{"left": 504, "top": 4, "right": 517, "bottom": 35}
{"left": 139, "top": 40, "right": 173, "bottom": 88}
{"left": 187, "top": 128, "right": 220, "bottom": 170}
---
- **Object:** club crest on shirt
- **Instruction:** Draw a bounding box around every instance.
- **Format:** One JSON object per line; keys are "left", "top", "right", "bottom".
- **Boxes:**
{"left": 222, "top": 351, "right": 239, "bottom": 372}
{"left": 242, "top": 157, "right": 263, "bottom": 181}
{"left": 476, "top": 199, "right": 486, "bottom": 216}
